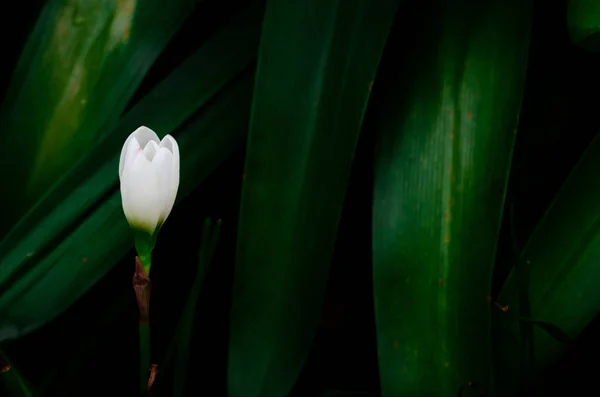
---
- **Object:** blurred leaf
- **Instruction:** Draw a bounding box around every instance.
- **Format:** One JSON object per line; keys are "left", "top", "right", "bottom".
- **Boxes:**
{"left": 497, "top": 133, "right": 600, "bottom": 388}
{"left": 169, "top": 218, "right": 221, "bottom": 396}
{"left": 519, "top": 318, "right": 573, "bottom": 346}
{"left": 227, "top": 0, "right": 398, "bottom": 396}
{"left": 0, "top": 353, "right": 34, "bottom": 397}
{"left": 0, "top": 2, "right": 261, "bottom": 340}
{"left": 567, "top": 0, "right": 600, "bottom": 51}
{"left": 0, "top": 0, "right": 197, "bottom": 229}
{"left": 371, "top": 0, "right": 532, "bottom": 395}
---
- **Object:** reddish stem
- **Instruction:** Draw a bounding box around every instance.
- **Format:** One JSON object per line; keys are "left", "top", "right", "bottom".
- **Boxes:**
{"left": 133, "top": 256, "right": 151, "bottom": 324}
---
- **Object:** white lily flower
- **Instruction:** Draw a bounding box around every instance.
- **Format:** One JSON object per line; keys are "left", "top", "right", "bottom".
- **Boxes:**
{"left": 119, "top": 126, "right": 180, "bottom": 235}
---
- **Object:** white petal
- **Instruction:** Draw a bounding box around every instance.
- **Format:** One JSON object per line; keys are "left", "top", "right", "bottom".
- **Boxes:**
{"left": 160, "top": 135, "right": 180, "bottom": 222}
{"left": 119, "top": 136, "right": 140, "bottom": 179}
{"left": 132, "top": 126, "right": 160, "bottom": 147}
{"left": 142, "top": 140, "right": 160, "bottom": 161}
{"left": 159, "top": 134, "right": 177, "bottom": 154}
{"left": 120, "top": 152, "right": 162, "bottom": 234}
{"left": 150, "top": 147, "right": 175, "bottom": 223}
{"left": 119, "top": 126, "right": 160, "bottom": 177}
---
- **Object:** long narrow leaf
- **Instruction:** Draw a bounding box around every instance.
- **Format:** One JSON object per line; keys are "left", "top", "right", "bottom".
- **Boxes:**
{"left": 228, "top": 0, "right": 398, "bottom": 396}
{"left": 0, "top": 353, "right": 34, "bottom": 397}
{"left": 496, "top": 133, "right": 600, "bottom": 392}
{"left": 173, "top": 218, "right": 221, "bottom": 396}
{"left": 371, "top": 1, "right": 532, "bottom": 395}
{"left": 519, "top": 318, "right": 573, "bottom": 346}
{"left": 0, "top": 0, "right": 196, "bottom": 228}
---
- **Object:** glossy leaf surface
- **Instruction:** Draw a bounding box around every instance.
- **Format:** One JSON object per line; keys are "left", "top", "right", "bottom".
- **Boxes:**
{"left": 371, "top": 1, "right": 532, "bottom": 395}
{"left": 228, "top": 0, "right": 398, "bottom": 395}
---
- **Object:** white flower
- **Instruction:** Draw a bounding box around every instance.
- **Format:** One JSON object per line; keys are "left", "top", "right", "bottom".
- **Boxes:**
{"left": 119, "top": 126, "right": 180, "bottom": 234}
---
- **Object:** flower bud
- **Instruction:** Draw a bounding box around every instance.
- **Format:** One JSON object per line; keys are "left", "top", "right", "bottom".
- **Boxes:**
{"left": 119, "top": 126, "right": 180, "bottom": 235}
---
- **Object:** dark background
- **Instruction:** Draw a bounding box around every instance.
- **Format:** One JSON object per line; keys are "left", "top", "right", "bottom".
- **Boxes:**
{"left": 1, "top": 0, "right": 600, "bottom": 395}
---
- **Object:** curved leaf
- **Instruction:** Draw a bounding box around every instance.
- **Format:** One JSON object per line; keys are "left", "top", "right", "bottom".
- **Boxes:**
{"left": 173, "top": 218, "right": 221, "bottom": 396}
{"left": 227, "top": 0, "right": 398, "bottom": 395}
{"left": 519, "top": 318, "right": 573, "bottom": 346}
{"left": 496, "top": 133, "right": 600, "bottom": 390}
{"left": 0, "top": 352, "right": 34, "bottom": 397}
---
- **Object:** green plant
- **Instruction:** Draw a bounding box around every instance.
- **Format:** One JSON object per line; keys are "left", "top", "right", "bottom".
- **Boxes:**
{"left": 1, "top": 0, "right": 600, "bottom": 396}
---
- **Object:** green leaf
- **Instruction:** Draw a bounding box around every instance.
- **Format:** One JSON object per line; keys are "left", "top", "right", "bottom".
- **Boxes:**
{"left": 567, "top": 0, "right": 600, "bottom": 51}
{"left": 496, "top": 133, "right": 600, "bottom": 385}
{"left": 519, "top": 318, "right": 573, "bottom": 346}
{"left": 172, "top": 218, "right": 221, "bottom": 396}
{"left": 227, "top": 0, "right": 398, "bottom": 396}
{"left": 371, "top": 0, "right": 532, "bottom": 395}
{"left": 0, "top": 0, "right": 196, "bottom": 229}
{"left": 0, "top": 353, "right": 34, "bottom": 397}
{"left": 0, "top": 3, "right": 261, "bottom": 339}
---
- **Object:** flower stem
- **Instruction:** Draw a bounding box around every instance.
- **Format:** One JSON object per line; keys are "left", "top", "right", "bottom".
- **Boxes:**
{"left": 139, "top": 322, "right": 150, "bottom": 392}
{"left": 133, "top": 256, "right": 152, "bottom": 393}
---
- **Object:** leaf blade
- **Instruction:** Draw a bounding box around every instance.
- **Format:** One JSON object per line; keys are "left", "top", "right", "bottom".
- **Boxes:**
{"left": 496, "top": 133, "right": 600, "bottom": 390}
{"left": 228, "top": 0, "right": 398, "bottom": 396}
{"left": 0, "top": 352, "right": 34, "bottom": 397}
{"left": 519, "top": 318, "right": 573, "bottom": 346}
{"left": 172, "top": 218, "right": 222, "bottom": 396}
{"left": 371, "top": 1, "right": 532, "bottom": 395}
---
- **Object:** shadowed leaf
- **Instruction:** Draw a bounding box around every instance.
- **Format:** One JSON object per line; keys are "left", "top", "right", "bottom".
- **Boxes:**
{"left": 228, "top": 0, "right": 398, "bottom": 395}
